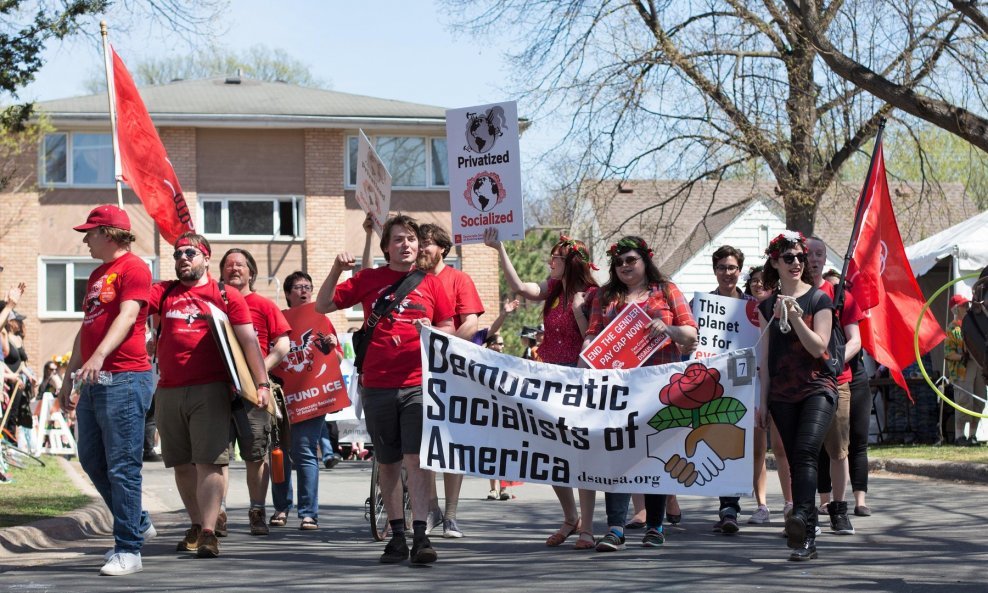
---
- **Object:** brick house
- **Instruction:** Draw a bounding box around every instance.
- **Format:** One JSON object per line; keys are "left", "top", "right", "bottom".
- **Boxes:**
{"left": 0, "top": 76, "right": 500, "bottom": 364}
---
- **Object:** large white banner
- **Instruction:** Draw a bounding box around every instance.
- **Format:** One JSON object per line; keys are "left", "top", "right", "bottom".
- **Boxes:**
{"left": 420, "top": 328, "right": 755, "bottom": 496}
{"left": 691, "top": 292, "right": 761, "bottom": 359}
{"left": 355, "top": 130, "right": 392, "bottom": 235}
{"left": 445, "top": 101, "right": 524, "bottom": 245}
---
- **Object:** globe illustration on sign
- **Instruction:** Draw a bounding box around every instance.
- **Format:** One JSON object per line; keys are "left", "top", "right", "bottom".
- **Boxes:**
{"left": 464, "top": 106, "right": 507, "bottom": 154}
{"left": 471, "top": 175, "right": 501, "bottom": 212}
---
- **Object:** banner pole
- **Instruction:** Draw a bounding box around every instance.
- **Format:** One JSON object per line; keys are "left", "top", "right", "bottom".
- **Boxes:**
{"left": 100, "top": 21, "right": 124, "bottom": 209}
{"left": 835, "top": 118, "right": 887, "bottom": 311}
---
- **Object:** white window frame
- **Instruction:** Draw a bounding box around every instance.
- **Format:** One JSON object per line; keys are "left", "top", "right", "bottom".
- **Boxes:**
{"left": 39, "top": 130, "right": 117, "bottom": 188}
{"left": 38, "top": 256, "right": 155, "bottom": 319}
{"left": 344, "top": 134, "right": 449, "bottom": 190}
{"left": 198, "top": 194, "right": 305, "bottom": 241}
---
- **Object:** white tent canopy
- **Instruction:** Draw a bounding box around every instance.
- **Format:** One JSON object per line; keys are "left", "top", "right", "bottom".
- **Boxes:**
{"left": 906, "top": 210, "right": 988, "bottom": 296}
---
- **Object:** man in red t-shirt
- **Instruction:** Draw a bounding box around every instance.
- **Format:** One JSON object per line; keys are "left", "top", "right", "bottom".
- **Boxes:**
{"left": 219, "top": 249, "right": 290, "bottom": 536}
{"left": 149, "top": 233, "right": 272, "bottom": 559}
{"left": 417, "top": 223, "right": 484, "bottom": 539}
{"left": 316, "top": 214, "right": 454, "bottom": 565}
{"left": 806, "top": 236, "right": 863, "bottom": 536}
{"left": 57, "top": 205, "right": 154, "bottom": 576}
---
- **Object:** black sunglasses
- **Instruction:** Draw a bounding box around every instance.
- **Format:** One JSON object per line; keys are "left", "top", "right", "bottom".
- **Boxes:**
{"left": 613, "top": 255, "right": 641, "bottom": 267}
{"left": 779, "top": 253, "right": 808, "bottom": 264}
{"left": 172, "top": 248, "right": 200, "bottom": 260}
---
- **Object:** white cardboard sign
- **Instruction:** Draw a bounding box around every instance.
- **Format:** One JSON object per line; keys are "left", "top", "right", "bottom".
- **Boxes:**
{"left": 355, "top": 130, "right": 392, "bottom": 235}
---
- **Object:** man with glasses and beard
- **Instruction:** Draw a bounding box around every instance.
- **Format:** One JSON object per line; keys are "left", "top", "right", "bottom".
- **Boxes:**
{"left": 150, "top": 232, "right": 271, "bottom": 559}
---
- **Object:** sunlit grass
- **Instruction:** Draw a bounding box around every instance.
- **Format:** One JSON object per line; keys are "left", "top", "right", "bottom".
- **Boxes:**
{"left": 0, "top": 456, "right": 91, "bottom": 528}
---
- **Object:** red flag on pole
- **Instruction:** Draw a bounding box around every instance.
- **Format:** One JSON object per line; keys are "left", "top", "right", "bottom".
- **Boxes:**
{"left": 846, "top": 140, "right": 944, "bottom": 398}
{"left": 111, "top": 46, "right": 193, "bottom": 243}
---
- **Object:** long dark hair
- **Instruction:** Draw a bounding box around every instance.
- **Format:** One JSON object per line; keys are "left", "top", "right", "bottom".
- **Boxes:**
{"left": 542, "top": 235, "right": 598, "bottom": 317}
{"left": 762, "top": 234, "right": 814, "bottom": 288}
{"left": 599, "top": 236, "right": 669, "bottom": 309}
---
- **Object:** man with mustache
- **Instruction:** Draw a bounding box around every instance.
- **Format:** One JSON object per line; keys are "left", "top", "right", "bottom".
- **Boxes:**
{"left": 150, "top": 233, "right": 271, "bottom": 558}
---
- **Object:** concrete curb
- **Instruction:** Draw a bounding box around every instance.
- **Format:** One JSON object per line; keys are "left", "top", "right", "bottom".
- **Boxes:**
{"left": 766, "top": 453, "right": 988, "bottom": 484}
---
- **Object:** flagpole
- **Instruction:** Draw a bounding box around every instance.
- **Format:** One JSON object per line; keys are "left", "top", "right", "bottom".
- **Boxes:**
{"left": 836, "top": 118, "right": 887, "bottom": 310}
{"left": 100, "top": 21, "right": 124, "bottom": 209}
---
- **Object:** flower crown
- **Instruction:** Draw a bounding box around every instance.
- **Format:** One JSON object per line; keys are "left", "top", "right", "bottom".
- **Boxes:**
{"left": 743, "top": 265, "right": 763, "bottom": 283}
{"left": 764, "top": 230, "right": 805, "bottom": 259}
{"left": 607, "top": 237, "right": 654, "bottom": 259}
{"left": 558, "top": 234, "right": 599, "bottom": 270}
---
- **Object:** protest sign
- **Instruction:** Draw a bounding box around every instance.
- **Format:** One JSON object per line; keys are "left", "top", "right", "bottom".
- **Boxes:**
{"left": 206, "top": 302, "right": 274, "bottom": 416}
{"left": 580, "top": 303, "right": 668, "bottom": 370}
{"left": 421, "top": 328, "right": 755, "bottom": 496}
{"left": 271, "top": 303, "right": 350, "bottom": 424}
{"left": 354, "top": 130, "right": 392, "bottom": 235}
{"left": 445, "top": 100, "right": 524, "bottom": 245}
{"left": 690, "top": 292, "right": 760, "bottom": 359}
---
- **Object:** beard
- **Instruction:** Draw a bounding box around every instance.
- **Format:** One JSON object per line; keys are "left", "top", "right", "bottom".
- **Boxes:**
{"left": 416, "top": 250, "right": 442, "bottom": 271}
{"left": 177, "top": 261, "right": 207, "bottom": 282}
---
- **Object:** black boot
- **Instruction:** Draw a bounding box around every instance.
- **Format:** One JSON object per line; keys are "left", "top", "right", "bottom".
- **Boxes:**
{"left": 789, "top": 532, "right": 818, "bottom": 561}
{"left": 829, "top": 500, "right": 855, "bottom": 535}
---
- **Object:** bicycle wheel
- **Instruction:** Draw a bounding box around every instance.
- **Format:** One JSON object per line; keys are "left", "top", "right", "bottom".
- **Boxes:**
{"left": 369, "top": 459, "right": 389, "bottom": 541}
{"left": 4, "top": 444, "right": 45, "bottom": 469}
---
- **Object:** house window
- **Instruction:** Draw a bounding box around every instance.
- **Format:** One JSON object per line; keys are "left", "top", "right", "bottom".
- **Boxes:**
{"left": 345, "top": 135, "right": 448, "bottom": 188}
{"left": 40, "top": 132, "right": 115, "bottom": 186}
{"left": 199, "top": 195, "right": 304, "bottom": 239}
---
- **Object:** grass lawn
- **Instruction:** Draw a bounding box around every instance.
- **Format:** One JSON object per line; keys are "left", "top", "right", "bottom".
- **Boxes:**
{"left": 869, "top": 443, "right": 988, "bottom": 465}
{"left": 0, "top": 456, "right": 92, "bottom": 528}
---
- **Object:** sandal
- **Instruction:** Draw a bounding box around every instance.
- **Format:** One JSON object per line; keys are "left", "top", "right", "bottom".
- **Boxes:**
{"left": 299, "top": 517, "right": 318, "bottom": 530}
{"left": 546, "top": 517, "right": 580, "bottom": 547}
{"left": 666, "top": 513, "right": 682, "bottom": 525}
{"left": 574, "top": 531, "right": 595, "bottom": 550}
{"left": 269, "top": 512, "right": 287, "bottom": 527}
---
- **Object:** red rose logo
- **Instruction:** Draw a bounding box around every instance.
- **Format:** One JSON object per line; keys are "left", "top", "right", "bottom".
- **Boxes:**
{"left": 659, "top": 363, "right": 724, "bottom": 409}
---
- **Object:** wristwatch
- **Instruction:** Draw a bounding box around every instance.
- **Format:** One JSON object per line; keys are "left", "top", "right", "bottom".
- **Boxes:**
{"left": 256, "top": 382, "right": 271, "bottom": 390}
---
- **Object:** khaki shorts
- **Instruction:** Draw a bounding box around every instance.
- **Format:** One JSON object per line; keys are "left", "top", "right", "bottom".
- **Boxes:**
{"left": 230, "top": 399, "right": 272, "bottom": 463}
{"left": 823, "top": 382, "right": 851, "bottom": 460}
{"left": 156, "top": 382, "right": 233, "bottom": 467}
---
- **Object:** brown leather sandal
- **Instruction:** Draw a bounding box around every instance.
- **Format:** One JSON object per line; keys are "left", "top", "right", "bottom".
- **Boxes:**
{"left": 574, "top": 531, "right": 596, "bottom": 550}
{"left": 546, "top": 517, "right": 580, "bottom": 547}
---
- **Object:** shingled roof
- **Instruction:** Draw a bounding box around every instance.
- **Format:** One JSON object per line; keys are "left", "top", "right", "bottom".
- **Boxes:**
{"left": 574, "top": 178, "right": 978, "bottom": 267}
{"left": 36, "top": 76, "right": 448, "bottom": 127}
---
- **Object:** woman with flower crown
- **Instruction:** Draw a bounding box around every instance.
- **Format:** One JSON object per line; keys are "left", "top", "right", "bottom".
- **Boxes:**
{"left": 581, "top": 236, "right": 697, "bottom": 552}
{"left": 483, "top": 227, "right": 600, "bottom": 549}
{"left": 755, "top": 230, "right": 838, "bottom": 561}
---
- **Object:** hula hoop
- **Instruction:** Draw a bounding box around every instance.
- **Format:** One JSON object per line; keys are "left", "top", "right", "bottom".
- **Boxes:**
{"left": 913, "top": 271, "right": 988, "bottom": 419}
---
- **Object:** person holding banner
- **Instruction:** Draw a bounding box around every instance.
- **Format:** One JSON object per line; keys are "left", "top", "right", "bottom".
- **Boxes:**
{"left": 150, "top": 233, "right": 272, "bottom": 559}
{"left": 755, "top": 231, "right": 837, "bottom": 561}
{"left": 316, "top": 214, "right": 454, "bottom": 565}
{"left": 56, "top": 205, "right": 155, "bottom": 576}
{"left": 269, "top": 270, "right": 345, "bottom": 531}
{"left": 483, "top": 228, "right": 599, "bottom": 549}
{"left": 218, "top": 249, "right": 291, "bottom": 535}
{"left": 583, "top": 236, "right": 697, "bottom": 551}
{"left": 418, "top": 224, "right": 485, "bottom": 538}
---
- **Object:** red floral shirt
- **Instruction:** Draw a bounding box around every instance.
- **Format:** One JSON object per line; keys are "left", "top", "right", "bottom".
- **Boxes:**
{"left": 539, "top": 278, "right": 597, "bottom": 365}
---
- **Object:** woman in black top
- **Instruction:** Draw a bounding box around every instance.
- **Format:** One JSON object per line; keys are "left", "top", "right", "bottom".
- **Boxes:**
{"left": 755, "top": 232, "right": 837, "bottom": 561}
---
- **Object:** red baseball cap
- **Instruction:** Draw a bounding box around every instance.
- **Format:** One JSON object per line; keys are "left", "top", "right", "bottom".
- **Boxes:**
{"left": 74, "top": 205, "right": 131, "bottom": 232}
{"left": 950, "top": 294, "right": 970, "bottom": 309}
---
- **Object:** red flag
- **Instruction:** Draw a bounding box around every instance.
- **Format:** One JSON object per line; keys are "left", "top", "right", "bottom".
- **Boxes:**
{"left": 846, "top": 141, "right": 944, "bottom": 397}
{"left": 111, "top": 46, "right": 193, "bottom": 243}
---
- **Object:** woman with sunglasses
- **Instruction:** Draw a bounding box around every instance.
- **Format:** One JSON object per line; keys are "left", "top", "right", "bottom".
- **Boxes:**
{"left": 583, "top": 236, "right": 697, "bottom": 551}
{"left": 755, "top": 231, "right": 837, "bottom": 561}
{"left": 483, "top": 228, "right": 599, "bottom": 549}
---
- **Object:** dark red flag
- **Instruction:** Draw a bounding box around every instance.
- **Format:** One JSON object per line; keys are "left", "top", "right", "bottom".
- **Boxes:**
{"left": 112, "top": 46, "right": 193, "bottom": 243}
{"left": 846, "top": 141, "right": 944, "bottom": 397}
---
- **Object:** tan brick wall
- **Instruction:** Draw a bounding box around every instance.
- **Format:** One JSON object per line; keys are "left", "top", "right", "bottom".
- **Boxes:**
{"left": 303, "top": 129, "right": 349, "bottom": 329}
{"left": 0, "top": 192, "right": 42, "bottom": 364}
{"left": 159, "top": 127, "right": 197, "bottom": 270}
{"left": 460, "top": 242, "right": 501, "bottom": 328}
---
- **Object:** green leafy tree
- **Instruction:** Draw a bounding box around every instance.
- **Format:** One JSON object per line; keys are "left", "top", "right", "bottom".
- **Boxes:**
{"left": 497, "top": 227, "right": 564, "bottom": 356}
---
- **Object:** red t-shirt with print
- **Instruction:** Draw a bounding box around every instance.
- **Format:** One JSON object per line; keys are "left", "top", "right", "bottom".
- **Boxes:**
{"left": 334, "top": 266, "right": 454, "bottom": 389}
{"left": 819, "top": 281, "right": 865, "bottom": 385}
{"left": 244, "top": 292, "right": 291, "bottom": 357}
{"left": 81, "top": 252, "right": 152, "bottom": 373}
{"left": 150, "top": 278, "right": 252, "bottom": 388}
{"left": 435, "top": 265, "right": 484, "bottom": 329}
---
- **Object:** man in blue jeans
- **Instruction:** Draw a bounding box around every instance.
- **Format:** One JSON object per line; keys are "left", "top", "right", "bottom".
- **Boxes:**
{"left": 58, "top": 205, "right": 156, "bottom": 576}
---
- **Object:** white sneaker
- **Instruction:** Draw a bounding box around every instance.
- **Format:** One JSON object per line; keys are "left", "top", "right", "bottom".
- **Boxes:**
{"left": 747, "top": 505, "right": 771, "bottom": 524}
{"left": 424, "top": 508, "right": 444, "bottom": 536}
{"left": 100, "top": 552, "right": 143, "bottom": 576}
{"left": 105, "top": 521, "right": 156, "bottom": 560}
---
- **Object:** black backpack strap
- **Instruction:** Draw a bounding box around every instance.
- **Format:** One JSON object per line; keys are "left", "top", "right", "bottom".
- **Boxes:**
{"left": 354, "top": 270, "right": 428, "bottom": 367}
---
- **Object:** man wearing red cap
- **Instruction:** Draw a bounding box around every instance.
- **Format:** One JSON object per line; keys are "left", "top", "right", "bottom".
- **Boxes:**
{"left": 149, "top": 231, "right": 271, "bottom": 559}
{"left": 945, "top": 294, "right": 984, "bottom": 445}
{"left": 58, "top": 204, "right": 156, "bottom": 576}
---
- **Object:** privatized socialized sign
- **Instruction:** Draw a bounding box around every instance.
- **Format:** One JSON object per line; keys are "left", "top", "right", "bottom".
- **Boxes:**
{"left": 445, "top": 101, "right": 524, "bottom": 245}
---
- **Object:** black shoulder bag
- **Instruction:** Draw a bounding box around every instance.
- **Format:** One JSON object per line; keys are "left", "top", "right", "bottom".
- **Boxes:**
{"left": 810, "top": 287, "right": 846, "bottom": 379}
{"left": 352, "top": 269, "right": 427, "bottom": 373}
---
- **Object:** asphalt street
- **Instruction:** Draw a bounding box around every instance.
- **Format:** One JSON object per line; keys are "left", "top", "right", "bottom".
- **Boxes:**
{"left": 2, "top": 460, "right": 986, "bottom": 592}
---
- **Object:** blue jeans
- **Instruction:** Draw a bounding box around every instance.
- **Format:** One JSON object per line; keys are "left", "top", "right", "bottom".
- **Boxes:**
{"left": 604, "top": 493, "right": 668, "bottom": 529}
{"left": 76, "top": 370, "right": 154, "bottom": 553}
{"left": 270, "top": 416, "right": 322, "bottom": 521}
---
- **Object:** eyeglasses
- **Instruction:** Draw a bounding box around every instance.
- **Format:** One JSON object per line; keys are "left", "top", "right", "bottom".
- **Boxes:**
{"left": 749, "top": 278, "right": 764, "bottom": 286}
{"left": 292, "top": 284, "right": 313, "bottom": 292}
{"left": 779, "top": 253, "right": 808, "bottom": 264}
{"left": 715, "top": 265, "right": 740, "bottom": 273}
{"left": 172, "top": 248, "right": 200, "bottom": 260}
{"left": 613, "top": 255, "right": 641, "bottom": 267}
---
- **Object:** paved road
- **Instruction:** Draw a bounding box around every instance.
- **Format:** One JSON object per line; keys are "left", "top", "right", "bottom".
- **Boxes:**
{"left": 2, "top": 460, "right": 986, "bottom": 592}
